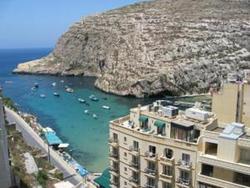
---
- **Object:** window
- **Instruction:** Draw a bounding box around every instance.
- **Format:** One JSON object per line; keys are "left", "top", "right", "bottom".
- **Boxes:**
{"left": 205, "top": 142, "right": 218, "bottom": 156}
{"left": 147, "top": 161, "right": 156, "bottom": 171}
{"left": 124, "top": 181, "right": 127, "bottom": 185}
{"left": 201, "top": 164, "right": 213, "bottom": 177}
{"left": 162, "top": 182, "right": 172, "bottom": 188}
{"left": 124, "top": 137, "right": 127, "bottom": 142}
{"left": 133, "top": 141, "right": 139, "bottom": 151}
{"left": 180, "top": 170, "right": 190, "bottom": 181}
{"left": 182, "top": 153, "right": 190, "bottom": 162}
{"left": 124, "top": 152, "right": 127, "bottom": 157}
{"left": 113, "top": 133, "right": 118, "bottom": 141}
{"left": 239, "top": 148, "right": 250, "bottom": 164}
{"left": 124, "top": 167, "right": 127, "bottom": 171}
{"left": 149, "top": 145, "right": 156, "bottom": 155}
{"left": 132, "top": 155, "right": 139, "bottom": 166}
{"left": 162, "top": 165, "right": 172, "bottom": 176}
{"left": 147, "top": 177, "right": 155, "bottom": 187}
{"left": 164, "top": 148, "right": 173, "bottom": 159}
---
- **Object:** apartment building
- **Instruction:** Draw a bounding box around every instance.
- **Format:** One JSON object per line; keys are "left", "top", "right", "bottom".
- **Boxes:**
{"left": 109, "top": 83, "right": 250, "bottom": 188}
{"left": 212, "top": 76, "right": 250, "bottom": 126}
{"left": 197, "top": 122, "right": 250, "bottom": 188}
{"left": 109, "top": 101, "right": 217, "bottom": 188}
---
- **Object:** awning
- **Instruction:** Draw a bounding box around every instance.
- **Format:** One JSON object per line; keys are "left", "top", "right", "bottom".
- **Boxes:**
{"left": 44, "top": 132, "right": 62, "bottom": 145}
{"left": 58, "top": 143, "right": 69, "bottom": 148}
{"left": 139, "top": 115, "right": 148, "bottom": 122}
{"left": 94, "top": 168, "right": 110, "bottom": 188}
{"left": 154, "top": 120, "right": 165, "bottom": 128}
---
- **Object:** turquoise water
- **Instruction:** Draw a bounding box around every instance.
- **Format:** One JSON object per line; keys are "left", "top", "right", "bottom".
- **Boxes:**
{"left": 0, "top": 49, "right": 157, "bottom": 172}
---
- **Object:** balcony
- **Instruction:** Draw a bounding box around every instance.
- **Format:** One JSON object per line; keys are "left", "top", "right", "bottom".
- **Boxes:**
{"left": 109, "top": 138, "right": 119, "bottom": 147}
{"left": 110, "top": 166, "right": 119, "bottom": 172}
{"left": 197, "top": 174, "right": 250, "bottom": 188}
{"left": 143, "top": 184, "right": 157, "bottom": 188}
{"left": 177, "top": 160, "right": 192, "bottom": 170}
{"left": 144, "top": 168, "right": 157, "bottom": 177}
{"left": 176, "top": 178, "right": 191, "bottom": 188}
{"left": 129, "top": 160, "right": 140, "bottom": 170}
{"left": 159, "top": 155, "right": 174, "bottom": 166}
{"left": 160, "top": 172, "right": 173, "bottom": 180}
{"left": 129, "top": 145, "right": 140, "bottom": 155}
{"left": 145, "top": 151, "right": 157, "bottom": 161}
{"left": 129, "top": 176, "right": 140, "bottom": 185}
{"left": 109, "top": 152, "right": 119, "bottom": 158}
{"left": 199, "top": 154, "right": 250, "bottom": 175}
{"left": 110, "top": 181, "right": 119, "bottom": 187}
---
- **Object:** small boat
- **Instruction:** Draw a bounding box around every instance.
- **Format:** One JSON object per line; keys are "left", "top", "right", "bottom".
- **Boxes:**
{"left": 5, "top": 80, "right": 13, "bottom": 84}
{"left": 60, "top": 80, "right": 64, "bottom": 83}
{"left": 53, "top": 92, "right": 60, "bottom": 97}
{"left": 31, "top": 87, "right": 37, "bottom": 91}
{"left": 78, "top": 98, "right": 85, "bottom": 103}
{"left": 89, "top": 95, "right": 99, "bottom": 101}
{"left": 52, "top": 82, "right": 57, "bottom": 87}
{"left": 34, "top": 83, "right": 39, "bottom": 88}
{"left": 102, "top": 105, "right": 110, "bottom": 110}
{"left": 84, "top": 110, "right": 89, "bottom": 114}
{"left": 40, "top": 94, "right": 46, "bottom": 98}
{"left": 93, "top": 114, "right": 97, "bottom": 119}
{"left": 66, "top": 88, "right": 74, "bottom": 93}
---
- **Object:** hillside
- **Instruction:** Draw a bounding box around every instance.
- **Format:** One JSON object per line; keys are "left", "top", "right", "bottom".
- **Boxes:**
{"left": 14, "top": 0, "right": 250, "bottom": 97}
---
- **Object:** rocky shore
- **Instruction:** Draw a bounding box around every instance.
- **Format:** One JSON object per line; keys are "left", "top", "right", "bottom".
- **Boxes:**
{"left": 14, "top": 0, "right": 250, "bottom": 97}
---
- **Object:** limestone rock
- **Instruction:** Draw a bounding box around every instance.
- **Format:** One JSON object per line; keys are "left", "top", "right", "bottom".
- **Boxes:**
{"left": 14, "top": 0, "right": 250, "bottom": 97}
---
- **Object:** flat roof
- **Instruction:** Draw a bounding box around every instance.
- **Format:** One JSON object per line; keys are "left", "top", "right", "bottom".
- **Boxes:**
{"left": 172, "top": 119, "right": 194, "bottom": 127}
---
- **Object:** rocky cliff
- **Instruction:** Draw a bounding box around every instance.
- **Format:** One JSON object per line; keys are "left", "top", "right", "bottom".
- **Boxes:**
{"left": 14, "top": 0, "right": 250, "bottom": 97}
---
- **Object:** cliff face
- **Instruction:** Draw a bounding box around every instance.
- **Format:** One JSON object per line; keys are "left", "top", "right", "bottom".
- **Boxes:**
{"left": 14, "top": 0, "right": 250, "bottom": 97}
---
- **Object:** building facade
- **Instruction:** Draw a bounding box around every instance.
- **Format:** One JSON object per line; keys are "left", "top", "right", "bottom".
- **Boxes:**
{"left": 109, "top": 83, "right": 250, "bottom": 188}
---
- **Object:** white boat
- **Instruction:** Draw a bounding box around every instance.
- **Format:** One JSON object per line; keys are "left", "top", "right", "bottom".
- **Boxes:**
{"left": 102, "top": 105, "right": 110, "bottom": 110}
{"left": 53, "top": 92, "right": 60, "bottom": 97}
{"left": 40, "top": 94, "right": 46, "bottom": 98}
{"left": 34, "top": 83, "right": 39, "bottom": 88}
{"left": 66, "top": 88, "right": 74, "bottom": 93}
{"left": 31, "top": 87, "right": 37, "bottom": 91}
{"left": 93, "top": 114, "right": 97, "bottom": 119}
{"left": 52, "top": 82, "right": 57, "bottom": 87}
{"left": 78, "top": 98, "right": 85, "bottom": 103}
{"left": 60, "top": 80, "right": 64, "bottom": 83}
{"left": 84, "top": 110, "right": 89, "bottom": 114}
{"left": 89, "top": 95, "right": 99, "bottom": 101}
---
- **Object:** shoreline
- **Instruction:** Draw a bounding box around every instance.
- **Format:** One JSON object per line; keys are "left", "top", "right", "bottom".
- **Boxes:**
{"left": 5, "top": 106, "right": 100, "bottom": 187}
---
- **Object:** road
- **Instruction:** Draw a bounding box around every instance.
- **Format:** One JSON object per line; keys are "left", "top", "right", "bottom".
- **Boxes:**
{"left": 5, "top": 107, "right": 84, "bottom": 186}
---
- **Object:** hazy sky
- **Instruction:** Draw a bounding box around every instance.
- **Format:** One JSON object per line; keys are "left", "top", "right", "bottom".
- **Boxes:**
{"left": 0, "top": 0, "right": 138, "bottom": 49}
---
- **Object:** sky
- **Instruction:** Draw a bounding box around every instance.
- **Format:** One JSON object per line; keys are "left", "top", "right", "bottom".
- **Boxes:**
{"left": 0, "top": 0, "right": 139, "bottom": 49}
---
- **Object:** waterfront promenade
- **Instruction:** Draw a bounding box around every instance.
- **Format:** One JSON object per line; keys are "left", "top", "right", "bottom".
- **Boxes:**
{"left": 5, "top": 107, "right": 84, "bottom": 186}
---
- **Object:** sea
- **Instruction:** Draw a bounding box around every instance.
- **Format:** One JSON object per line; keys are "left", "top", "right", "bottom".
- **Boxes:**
{"left": 0, "top": 48, "right": 158, "bottom": 172}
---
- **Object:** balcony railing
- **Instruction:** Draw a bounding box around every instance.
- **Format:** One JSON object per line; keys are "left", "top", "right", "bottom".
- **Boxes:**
{"left": 109, "top": 138, "right": 118, "bottom": 143}
{"left": 129, "top": 176, "right": 139, "bottom": 184}
{"left": 144, "top": 168, "right": 157, "bottom": 175}
{"left": 177, "top": 160, "right": 192, "bottom": 168}
{"left": 110, "top": 166, "right": 119, "bottom": 173}
{"left": 145, "top": 151, "right": 157, "bottom": 160}
{"left": 109, "top": 152, "right": 119, "bottom": 159}
{"left": 143, "top": 184, "right": 157, "bottom": 188}
{"left": 177, "top": 177, "right": 191, "bottom": 186}
{"left": 129, "top": 145, "right": 140, "bottom": 153}
{"left": 129, "top": 161, "right": 140, "bottom": 169}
